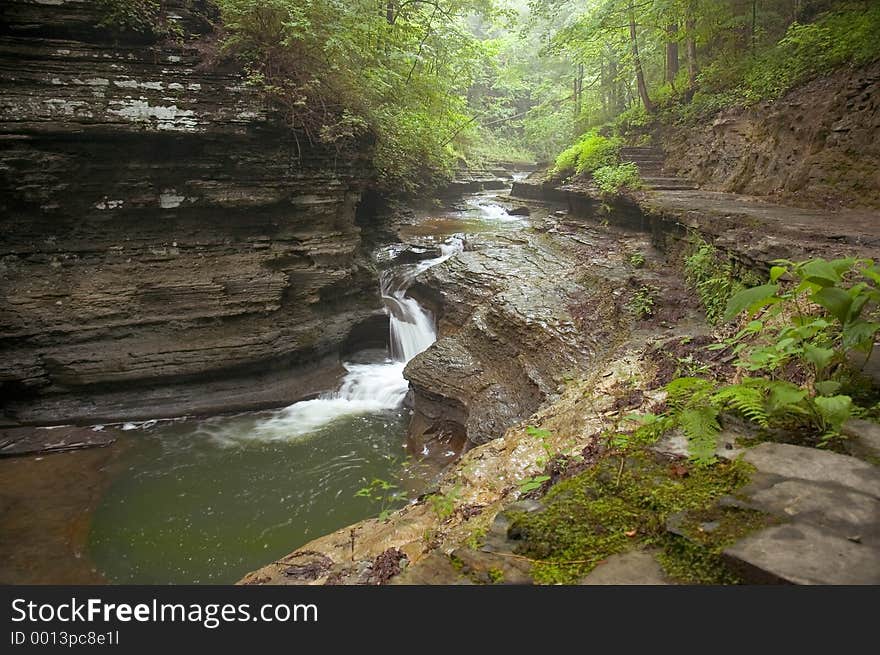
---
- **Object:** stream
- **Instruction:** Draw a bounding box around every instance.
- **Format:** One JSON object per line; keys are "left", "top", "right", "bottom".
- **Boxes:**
{"left": 0, "top": 181, "right": 531, "bottom": 585}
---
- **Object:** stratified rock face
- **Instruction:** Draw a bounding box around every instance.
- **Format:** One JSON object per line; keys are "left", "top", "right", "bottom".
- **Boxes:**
{"left": 662, "top": 61, "right": 880, "bottom": 209}
{"left": 0, "top": 1, "right": 379, "bottom": 424}
{"left": 403, "top": 215, "right": 641, "bottom": 447}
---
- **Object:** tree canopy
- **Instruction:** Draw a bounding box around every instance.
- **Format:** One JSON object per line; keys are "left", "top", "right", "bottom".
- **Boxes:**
{"left": 213, "top": 0, "right": 880, "bottom": 192}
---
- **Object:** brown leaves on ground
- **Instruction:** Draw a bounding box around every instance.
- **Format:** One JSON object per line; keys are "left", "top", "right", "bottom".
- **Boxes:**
{"left": 367, "top": 548, "right": 408, "bottom": 585}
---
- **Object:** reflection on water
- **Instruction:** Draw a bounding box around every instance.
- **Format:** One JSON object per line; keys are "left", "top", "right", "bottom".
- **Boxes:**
{"left": 3, "top": 183, "right": 529, "bottom": 585}
{"left": 89, "top": 235, "right": 466, "bottom": 584}
{"left": 88, "top": 410, "right": 410, "bottom": 583}
{"left": 399, "top": 189, "right": 529, "bottom": 240}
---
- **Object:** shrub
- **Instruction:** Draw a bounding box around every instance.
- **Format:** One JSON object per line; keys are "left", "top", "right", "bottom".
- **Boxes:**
{"left": 552, "top": 131, "right": 621, "bottom": 178}
{"left": 641, "top": 256, "right": 880, "bottom": 463}
{"left": 592, "top": 162, "right": 643, "bottom": 196}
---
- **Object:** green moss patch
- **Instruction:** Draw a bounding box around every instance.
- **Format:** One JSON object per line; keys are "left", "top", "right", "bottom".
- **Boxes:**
{"left": 506, "top": 450, "right": 757, "bottom": 584}
{"left": 659, "top": 505, "right": 777, "bottom": 584}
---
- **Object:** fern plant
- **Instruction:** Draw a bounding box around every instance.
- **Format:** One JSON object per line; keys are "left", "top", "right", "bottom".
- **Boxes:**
{"left": 657, "top": 376, "right": 843, "bottom": 465}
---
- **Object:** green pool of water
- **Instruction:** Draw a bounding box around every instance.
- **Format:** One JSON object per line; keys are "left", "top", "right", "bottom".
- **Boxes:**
{"left": 88, "top": 409, "right": 409, "bottom": 584}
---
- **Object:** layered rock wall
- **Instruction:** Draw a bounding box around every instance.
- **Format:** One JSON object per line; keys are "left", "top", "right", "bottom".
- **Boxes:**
{"left": 662, "top": 61, "right": 880, "bottom": 209}
{"left": 0, "top": 1, "right": 379, "bottom": 424}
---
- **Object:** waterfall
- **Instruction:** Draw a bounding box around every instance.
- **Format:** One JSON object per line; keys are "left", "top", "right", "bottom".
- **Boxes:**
{"left": 241, "top": 237, "right": 463, "bottom": 441}
{"left": 382, "top": 237, "right": 463, "bottom": 363}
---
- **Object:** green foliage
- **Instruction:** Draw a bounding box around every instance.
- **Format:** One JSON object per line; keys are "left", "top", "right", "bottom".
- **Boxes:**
{"left": 592, "top": 162, "right": 643, "bottom": 196}
{"left": 629, "top": 252, "right": 646, "bottom": 269}
{"left": 355, "top": 477, "right": 406, "bottom": 521}
{"left": 507, "top": 450, "right": 755, "bottom": 584}
{"left": 626, "top": 284, "right": 656, "bottom": 319}
{"left": 97, "top": 0, "right": 180, "bottom": 38}
{"left": 518, "top": 475, "right": 552, "bottom": 494}
{"left": 428, "top": 486, "right": 461, "bottom": 522}
{"left": 742, "top": 5, "right": 880, "bottom": 103}
{"left": 683, "top": 236, "right": 758, "bottom": 325}
{"left": 720, "top": 257, "right": 880, "bottom": 370}
{"left": 526, "top": 425, "right": 555, "bottom": 465}
{"left": 216, "top": 0, "right": 502, "bottom": 193}
{"left": 552, "top": 130, "right": 621, "bottom": 177}
{"left": 649, "top": 256, "right": 880, "bottom": 461}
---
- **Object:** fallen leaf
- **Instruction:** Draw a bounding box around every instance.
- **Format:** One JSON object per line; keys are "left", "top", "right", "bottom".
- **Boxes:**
{"left": 669, "top": 463, "right": 689, "bottom": 478}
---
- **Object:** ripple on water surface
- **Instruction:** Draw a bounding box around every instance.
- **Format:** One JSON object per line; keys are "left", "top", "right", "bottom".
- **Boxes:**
{"left": 88, "top": 409, "right": 409, "bottom": 584}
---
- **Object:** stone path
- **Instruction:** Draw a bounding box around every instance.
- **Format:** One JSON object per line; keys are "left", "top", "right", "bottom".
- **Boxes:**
{"left": 619, "top": 146, "right": 698, "bottom": 191}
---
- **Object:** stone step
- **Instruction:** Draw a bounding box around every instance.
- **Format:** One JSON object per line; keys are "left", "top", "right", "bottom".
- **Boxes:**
{"left": 579, "top": 550, "right": 674, "bottom": 585}
{"left": 666, "top": 441, "right": 880, "bottom": 585}
{"left": 630, "top": 164, "right": 666, "bottom": 173}
{"left": 742, "top": 442, "right": 880, "bottom": 499}
{"left": 622, "top": 154, "right": 665, "bottom": 161}
{"left": 620, "top": 147, "right": 663, "bottom": 156}
{"left": 641, "top": 177, "right": 699, "bottom": 190}
{"left": 723, "top": 522, "right": 880, "bottom": 584}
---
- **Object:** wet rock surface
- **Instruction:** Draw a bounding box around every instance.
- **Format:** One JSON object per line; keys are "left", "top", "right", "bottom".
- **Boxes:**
{"left": 0, "top": 1, "right": 378, "bottom": 426}
{"left": 0, "top": 425, "right": 117, "bottom": 457}
{"left": 403, "top": 206, "right": 642, "bottom": 447}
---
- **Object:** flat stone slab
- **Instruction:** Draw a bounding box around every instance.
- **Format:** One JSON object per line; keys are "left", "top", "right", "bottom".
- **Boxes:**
{"left": 742, "top": 442, "right": 880, "bottom": 499}
{"left": 739, "top": 475, "right": 880, "bottom": 547}
{"left": 391, "top": 552, "right": 474, "bottom": 585}
{"left": 842, "top": 419, "right": 880, "bottom": 461}
{"left": 723, "top": 522, "right": 880, "bottom": 585}
{"left": 579, "top": 550, "right": 674, "bottom": 585}
{"left": 0, "top": 425, "right": 117, "bottom": 457}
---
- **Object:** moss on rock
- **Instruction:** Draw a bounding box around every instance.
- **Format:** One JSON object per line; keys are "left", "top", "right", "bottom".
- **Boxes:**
{"left": 506, "top": 449, "right": 756, "bottom": 584}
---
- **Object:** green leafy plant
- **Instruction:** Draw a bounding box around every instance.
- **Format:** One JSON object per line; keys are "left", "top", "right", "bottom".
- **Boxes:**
{"left": 355, "top": 478, "right": 405, "bottom": 521}
{"left": 683, "top": 237, "right": 758, "bottom": 325}
{"left": 526, "top": 425, "right": 555, "bottom": 466}
{"left": 519, "top": 475, "right": 552, "bottom": 494}
{"left": 629, "top": 252, "right": 646, "bottom": 269}
{"left": 648, "top": 257, "right": 880, "bottom": 462}
{"left": 97, "top": 0, "right": 182, "bottom": 39}
{"left": 718, "top": 257, "right": 880, "bottom": 376}
{"left": 428, "top": 486, "right": 461, "bottom": 522}
{"left": 627, "top": 285, "right": 656, "bottom": 319}
{"left": 592, "top": 162, "right": 643, "bottom": 196}
{"left": 553, "top": 130, "right": 621, "bottom": 178}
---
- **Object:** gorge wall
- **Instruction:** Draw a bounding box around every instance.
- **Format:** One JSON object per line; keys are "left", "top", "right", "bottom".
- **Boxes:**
{"left": 0, "top": 0, "right": 381, "bottom": 426}
{"left": 662, "top": 61, "right": 880, "bottom": 209}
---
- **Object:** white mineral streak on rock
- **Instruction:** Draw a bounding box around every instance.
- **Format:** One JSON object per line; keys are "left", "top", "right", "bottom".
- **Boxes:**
{"left": 108, "top": 99, "right": 199, "bottom": 131}
{"left": 159, "top": 190, "right": 186, "bottom": 209}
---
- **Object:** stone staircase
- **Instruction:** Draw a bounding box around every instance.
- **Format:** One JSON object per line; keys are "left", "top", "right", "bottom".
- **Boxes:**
{"left": 619, "top": 146, "right": 699, "bottom": 191}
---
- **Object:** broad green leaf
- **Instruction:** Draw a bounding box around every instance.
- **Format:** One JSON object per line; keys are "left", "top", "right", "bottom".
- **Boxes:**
{"left": 813, "top": 395, "right": 853, "bottom": 432}
{"left": 799, "top": 259, "right": 841, "bottom": 286}
{"left": 842, "top": 320, "right": 880, "bottom": 352}
{"left": 812, "top": 286, "right": 853, "bottom": 324}
{"left": 814, "top": 380, "right": 842, "bottom": 396}
{"left": 861, "top": 264, "right": 880, "bottom": 285}
{"left": 722, "top": 284, "right": 779, "bottom": 322}
{"left": 769, "top": 265, "right": 787, "bottom": 282}
{"left": 803, "top": 344, "right": 835, "bottom": 371}
{"left": 767, "top": 382, "right": 807, "bottom": 411}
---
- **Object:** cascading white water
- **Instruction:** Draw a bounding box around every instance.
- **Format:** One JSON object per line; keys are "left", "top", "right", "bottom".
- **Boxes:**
{"left": 230, "top": 237, "right": 464, "bottom": 442}
{"left": 382, "top": 238, "right": 463, "bottom": 362}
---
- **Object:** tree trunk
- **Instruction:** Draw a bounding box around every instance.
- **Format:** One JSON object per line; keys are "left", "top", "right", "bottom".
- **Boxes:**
{"left": 386, "top": 1, "right": 395, "bottom": 24}
{"left": 751, "top": 0, "right": 758, "bottom": 54}
{"left": 686, "top": 26, "right": 697, "bottom": 86}
{"left": 608, "top": 51, "right": 621, "bottom": 113}
{"left": 628, "top": 1, "right": 655, "bottom": 113}
{"left": 665, "top": 24, "right": 679, "bottom": 85}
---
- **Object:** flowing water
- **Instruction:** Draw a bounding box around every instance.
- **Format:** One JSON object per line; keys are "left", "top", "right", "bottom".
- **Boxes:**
{"left": 84, "top": 200, "right": 499, "bottom": 583}
{"left": 0, "top": 183, "right": 529, "bottom": 584}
